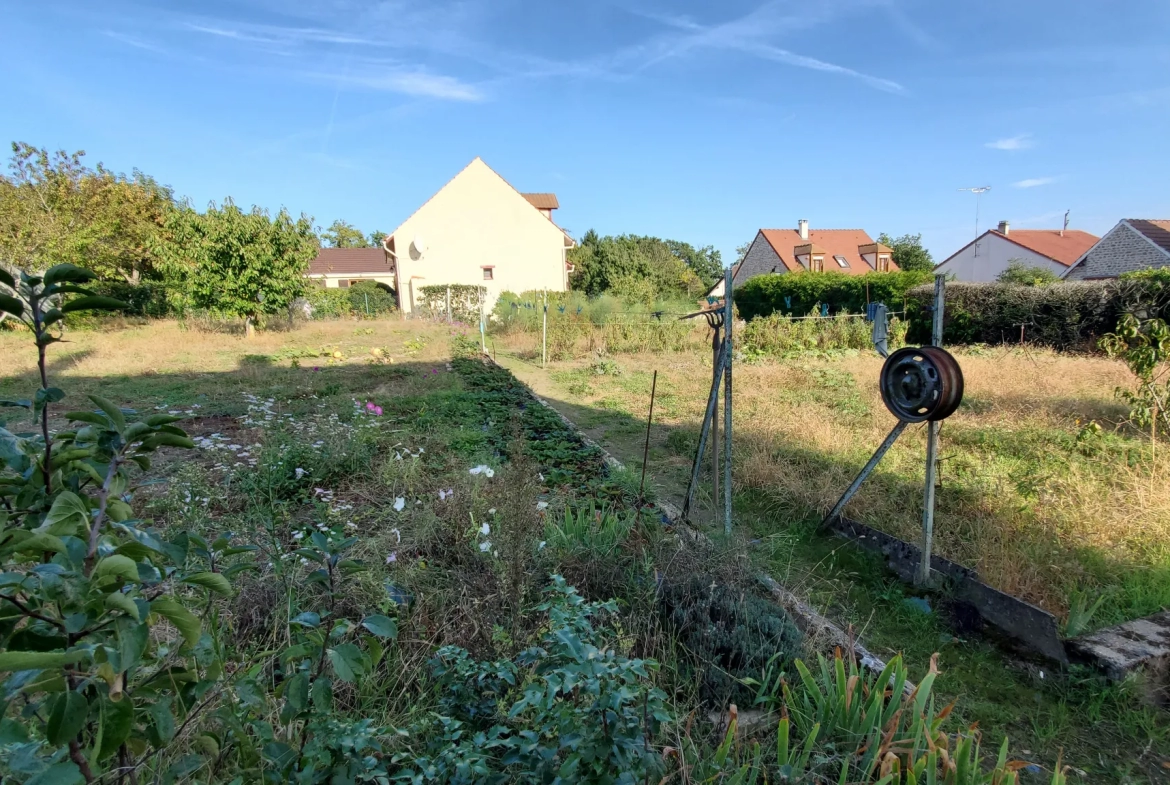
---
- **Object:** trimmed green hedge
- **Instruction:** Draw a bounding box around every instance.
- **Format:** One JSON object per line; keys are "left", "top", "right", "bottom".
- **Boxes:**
{"left": 904, "top": 276, "right": 1170, "bottom": 349}
{"left": 734, "top": 271, "right": 932, "bottom": 321}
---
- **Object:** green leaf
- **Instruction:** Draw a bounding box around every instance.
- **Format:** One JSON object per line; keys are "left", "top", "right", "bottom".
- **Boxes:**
{"left": 360, "top": 615, "right": 398, "bottom": 640}
{"left": 105, "top": 592, "right": 141, "bottom": 621}
{"left": 0, "top": 294, "right": 24, "bottom": 319}
{"left": 97, "top": 695, "right": 134, "bottom": 760}
{"left": 87, "top": 395, "right": 126, "bottom": 433}
{"left": 181, "top": 572, "right": 232, "bottom": 596}
{"left": 148, "top": 699, "right": 175, "bottom": 745}
{"left": 0, "top": 267, "right": 14, "bottom": 290}
{"left": 42, "top": 309, "right": 64, "bottom": 328}
{"left": 284, "top": 672, "right": 309, "bottom": 712}
{"left": 64, "top": 411, "right": 108, "bottom": 425}
{"left": 40, "top": 491, "right": 91, "bottom": 537}
{"left": 0, "top": 649, "right": 85, "bottom": 672}
{"left": 26, "top": 761, "right": 85, "bottom": 785}
{"left": 139, "top": 433, "right": 195, "bottom": 451}
{"left": 106, "top": 499, "right": 132, "bottom": 523}
{"left": 144, "top": 414, "right": 185, "bottom": 426}
{"left": 46, "top": 691, "right": 88, "bottom": 745}
{"left": 290, "top": 611, "right": 320, "bottom": 628}
{"left": 10, "top": 532, "right": 68, "bottom": 555}
{"left": 0, "top": 399, "right": 31, "bottom": 410}
{"left": 150, "top": 597, "right": 201, "bottom": 647}
{"left": 95, "top": 555, "right": 139, "bottom": 585}
{"left": 61, "top": 296, "right": 126, "bottom": 314}
{"left": 44, "top": 264, "right": 98, "bottom": 287}
{"left": 326, "top": 643, "right": 367, "bottom": 683}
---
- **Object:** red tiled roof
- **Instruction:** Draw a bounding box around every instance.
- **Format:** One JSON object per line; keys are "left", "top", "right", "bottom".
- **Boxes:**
{"left": 990, "top": 229, "right": 1098, "bottom": 267}
{"left": 522, "top": 193, "right": 559, "bottom": 210}
{"left": 1128, "top": 220, "right": 1170, "bottom": 255}
{"left": 307, "top": 247, "right": 392, "bottom": 276}
{"left": 759, "top": 229, "right": 898, "bottom": 275}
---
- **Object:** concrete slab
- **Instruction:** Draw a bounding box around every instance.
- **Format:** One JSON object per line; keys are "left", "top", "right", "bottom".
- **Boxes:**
{"left": 1067, "top": 611, "right": 1170, "bottom": 683}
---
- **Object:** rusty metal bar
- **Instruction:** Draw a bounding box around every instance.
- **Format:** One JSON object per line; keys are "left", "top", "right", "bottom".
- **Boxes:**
{"left": 823, "top": 420, "right": 908, "bottom": 527}
{"left": 638, "top": 370, "right": 658, "bottom": 501}
{"left": 682, "top": 342, "right": 729, "bottom": 520}
{"left": 918, "top": 274, "right": 946, "bottom": 585}
{"left": 723, "top": 265, "right": 734, "bottom": 536}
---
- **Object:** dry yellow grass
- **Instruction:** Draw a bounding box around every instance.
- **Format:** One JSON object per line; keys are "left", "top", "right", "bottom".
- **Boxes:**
{"left": 503, "top": 342, "right": 1170, "bottom": 622}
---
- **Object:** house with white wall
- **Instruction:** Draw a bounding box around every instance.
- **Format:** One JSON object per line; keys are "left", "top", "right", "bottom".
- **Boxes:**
{"left": 383, "top": 158, "right": 574, "bottom": 315}
{"left": 1063, "top": 219, "right": 1170, "bottom": 280}
{"left": 306, "top": 248, "right": 396, "bottom": 289}
{"left": 935, "top": 221, "right": 1098, "bottom": 282}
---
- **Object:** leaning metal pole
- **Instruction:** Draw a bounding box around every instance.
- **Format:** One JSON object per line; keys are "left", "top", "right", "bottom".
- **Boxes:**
{"left": 918, "top": 274, "right": 946, "bottom": 585}
{"left": 822, "top": 420, "right": 908, "bottom": 526}
{"left": 723, "top": 266, "right": 734, "bottom": 536}
{"left": 682, "top": 342, "right": 729, "bottom": 520}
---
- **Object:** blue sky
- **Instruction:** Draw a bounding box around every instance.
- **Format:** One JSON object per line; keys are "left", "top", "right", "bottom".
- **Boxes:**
{"left": 3, "top": 0, "right": 1169, "bottom": 263}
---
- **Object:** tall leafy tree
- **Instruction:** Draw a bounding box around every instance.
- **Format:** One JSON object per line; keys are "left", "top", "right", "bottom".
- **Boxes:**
{"left": 878, "top": 232, "right": 935, "bottom": 272}
{"left": 321, "top": 219, "right": 370, "bottom": 248}
{"left": 568, "top": 232, "right": 708, "bottom": 299}
{"left": 157, "top": 199, "right": 319, "bottom": 335}
{"left": 366, "top": 229, "right": 387, "bottom": 248}
{"left": 0, "top": 142, "right": 174, "bottom": 283}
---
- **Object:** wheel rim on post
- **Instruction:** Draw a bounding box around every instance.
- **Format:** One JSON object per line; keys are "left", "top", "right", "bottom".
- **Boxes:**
{"left": 879, "top": 346, "right": 964, "bottom": 422}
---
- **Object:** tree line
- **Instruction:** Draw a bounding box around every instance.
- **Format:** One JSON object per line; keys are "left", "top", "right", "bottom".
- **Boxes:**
{"left": 0, "top": 142, "right": 389, "bottom": 330}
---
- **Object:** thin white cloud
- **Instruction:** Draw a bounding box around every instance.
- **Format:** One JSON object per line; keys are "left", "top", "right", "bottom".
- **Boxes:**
{"left": 185, "top": 22, "right": 381, "bottom": 47}
{"left": 103, "top": 31, "right": 168, "bottom": 54}
{"left": 985, "top": 133, "right": 1034, "bottom": 151}
{"left": 626, "top": 3, "right": 905, "bottom": 93}
{"left": 1013, "top": 177, "right": 1056, "bottom": 189}
{"left": 318, "top": 67, "right": 483, "bottom": 101}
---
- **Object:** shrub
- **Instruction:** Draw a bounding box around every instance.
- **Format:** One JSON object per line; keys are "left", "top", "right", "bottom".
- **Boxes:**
{"left": 303, "top": 286, "right": 354, "bottom": 319}
{"left": 735, "top": 270, "right": 933, "bottom": 321}
{"left": 904, "top": 278, "right": 1170, "bottom": 349}
{"left": 416, "top": 284, "right": 486, "bottom": 324}
{"left": 395, "top": 576, "right": 671, "bottom": 782}
{"left": 662, "top": 578, "right": 803, "bottom": 706}
{"left": 997, "top": 260, "right": 1059, "bottom": 286}
{"left": 346, "top": 280, "right": 396, "bottom": 317}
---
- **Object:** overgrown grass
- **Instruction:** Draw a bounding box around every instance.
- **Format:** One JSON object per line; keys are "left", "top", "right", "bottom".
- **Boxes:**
{"left": 496, "top": 338, "right": 1170, "bottom": 782}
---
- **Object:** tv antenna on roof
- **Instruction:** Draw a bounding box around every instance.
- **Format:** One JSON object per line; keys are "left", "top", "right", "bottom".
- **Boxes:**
{"left": 957, "top": 186, "right": 992, "bottom": 239}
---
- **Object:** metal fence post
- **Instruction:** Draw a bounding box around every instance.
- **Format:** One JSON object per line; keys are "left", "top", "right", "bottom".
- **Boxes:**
{"left": 542, "top": 290, "right": 548, "bottom": 368}
{"left": 723, "top": 266, "right": 734, "bottom": 536}
{"left": 918, "top": 274, "right": 946, "bottom": 585}
{"left": 446, "top": 285, "right": 452, "bottom": 323}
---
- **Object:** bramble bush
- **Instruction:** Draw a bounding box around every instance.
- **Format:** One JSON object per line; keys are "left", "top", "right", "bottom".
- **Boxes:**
{"left": 416, "top": 284, "right": 486, "bottom": 324}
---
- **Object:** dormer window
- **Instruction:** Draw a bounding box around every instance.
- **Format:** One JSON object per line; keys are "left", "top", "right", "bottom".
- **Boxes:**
{"left": 833, "top": 255, "right": 849, "bottom": 268}
{"left": 878, "top": 254, "right": 890, "bottom": 272}
{"left": 811, "top": 255, "right": 824, "bottom": 272}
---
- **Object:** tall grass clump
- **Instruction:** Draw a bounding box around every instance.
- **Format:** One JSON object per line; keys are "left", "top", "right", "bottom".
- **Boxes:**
{"left": 741, "top": 312, "right": 908, "bottom": 357}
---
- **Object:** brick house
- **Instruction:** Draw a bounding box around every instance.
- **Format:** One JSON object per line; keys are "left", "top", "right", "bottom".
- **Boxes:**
{"left": 306, "top": 247, "right": 397, "bottom": 290}
{"left": 1063, "top": 220, "right": 1170, "bottom": 280}
{"left": 934, "top": 221, "right": 1098, "bottom": 282}
{"left": 730, "top": 220, "right": 898, "bottom": 289}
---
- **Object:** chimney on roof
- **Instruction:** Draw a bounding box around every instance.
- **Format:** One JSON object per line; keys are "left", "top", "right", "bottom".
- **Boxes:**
{"left": 798, "top": 219, "right": 809, "bottom": 240}
{"left": 997, "top": 220, "right": 1010, "bottom": 236}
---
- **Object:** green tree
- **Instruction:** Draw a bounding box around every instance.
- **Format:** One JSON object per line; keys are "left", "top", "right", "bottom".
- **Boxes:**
{"left": 321, "top": 219, "right": 370, "bottom": 248}
{"left": 157, "top": 199, "right": 318, "bottom": 335}
{"left": 878, "top": 232, "right": 935, "bottom": 272}
{"left": 997, "top": 259, "right": 1059, "bottom": 286}
{"left": 0, "top": 142, "right": 174, "bottom": 283}
{"left": 568, "top": 233, "right": 707, "bottom": 299}
{"left": 366, "top": 229, "right": 387, "bottom": 248}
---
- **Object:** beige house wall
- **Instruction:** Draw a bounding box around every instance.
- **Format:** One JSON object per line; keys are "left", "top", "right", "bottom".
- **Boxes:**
{"left": 391, "top": 158, "right": 569, "bottom": 315}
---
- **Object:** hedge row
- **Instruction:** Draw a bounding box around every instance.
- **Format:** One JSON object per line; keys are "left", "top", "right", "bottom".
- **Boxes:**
{"left": 734, "top": 271, "right": 933, "bottom": 321}
{"left": 903, "top": 273, "right": 1170, "bottom": 349}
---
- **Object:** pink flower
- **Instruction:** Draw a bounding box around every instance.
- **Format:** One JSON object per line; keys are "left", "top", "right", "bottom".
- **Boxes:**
{"left": 373, "top": 406, "right": 383, "bottom": 416}
{"left": 366, "top": 401, "right": 376, "bottom": 411}
{"left": 312, "top": 366, "right": 320, "bottom": 372}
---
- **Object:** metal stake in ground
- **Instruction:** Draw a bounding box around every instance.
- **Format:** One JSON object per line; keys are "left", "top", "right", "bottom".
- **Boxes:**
{"left": 682, "top": 342, "right": 729, "bottom": 520}
{"left": 918, "top": 273, "right": 946, "bottom": 585}
{"left": 638, "top": 370, "right": 658, "bottom": 502}
{"left": 704, "top": 310, "right": 725, "bottom": 526}
{"left": 723, "top": 265, "right": 734, "bottom": 536}
{"left": 541, "top": 291, "right": 548, "bottom": 369}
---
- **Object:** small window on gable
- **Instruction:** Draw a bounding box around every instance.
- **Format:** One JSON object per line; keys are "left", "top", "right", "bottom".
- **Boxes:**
{"left": 834, "top": 255, "right": 849, "bottom": 268}
{"left": 482, "top": 266, "right": 494, "bottom": 280}
{"left": 811, "top": 256, "right": 824, "bottom": 272}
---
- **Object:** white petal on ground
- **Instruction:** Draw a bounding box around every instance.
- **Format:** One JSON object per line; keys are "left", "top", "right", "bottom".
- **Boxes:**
{"left": 479, "top": 522, "right": 490, "bottom": 536}
{"left": 479, "top": 541, "right": 492, "bottom": 552}
{"left": 393, "top": 497, "right": 405, "bottom": 512}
